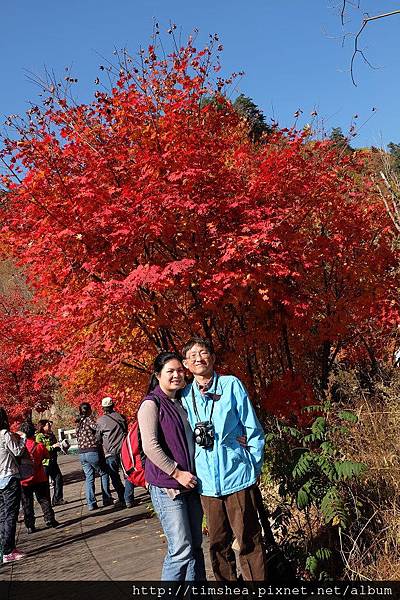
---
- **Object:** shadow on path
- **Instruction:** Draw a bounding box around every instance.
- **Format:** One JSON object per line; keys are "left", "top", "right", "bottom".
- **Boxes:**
{"left": 55, "top": 502, "right": 151, "bottom": 528}
{"left": 25, "top": 511, "right": 150, "bottom": 558}
{"left": 62, "top": 468, "right": 84, "bottom": 486}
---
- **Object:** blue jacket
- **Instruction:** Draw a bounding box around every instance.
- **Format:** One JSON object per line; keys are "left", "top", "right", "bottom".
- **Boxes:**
{"left": 181, "top": 373, "right": 265, "bottom": 497}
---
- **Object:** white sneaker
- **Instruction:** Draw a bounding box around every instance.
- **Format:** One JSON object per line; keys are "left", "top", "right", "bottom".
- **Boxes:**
{"left": 3, "top": 548, "right": 26, "bottom": 563}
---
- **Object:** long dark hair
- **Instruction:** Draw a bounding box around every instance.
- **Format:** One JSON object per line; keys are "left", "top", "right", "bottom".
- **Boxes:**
{"left": 20, "top": 421, "right": 36, "bottom": 439}
{"left": 77, "top": 402, "right": 92, "bottom": 429}
{"left": 37, "top": 419, "right": 52, "bottom": 434}
{"left": 147, "top": 352, "right": 183, "bottom": 394}
{"left": 79, "top": 402, "right": 92, "bottom": 417}
{"left": 0, "top": 407, "right": 9, "bottom": 431}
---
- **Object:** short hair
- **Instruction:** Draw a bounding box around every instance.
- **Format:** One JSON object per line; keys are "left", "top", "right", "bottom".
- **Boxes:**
{"left": 20, "top": 421, "right": 36, "bottom": 438}
{"left": 182, "top": 337, "right": 213, "bottom": 358}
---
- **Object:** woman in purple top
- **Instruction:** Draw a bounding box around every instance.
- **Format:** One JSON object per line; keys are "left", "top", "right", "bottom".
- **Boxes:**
{"left": 138, "top": 352, "right": 206, "bottom": 581}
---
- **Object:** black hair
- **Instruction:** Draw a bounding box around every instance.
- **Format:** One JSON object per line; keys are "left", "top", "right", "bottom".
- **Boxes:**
{"left": 147, "top": 351, "right": 183, "bottom": 394}
{"left": 182, "top": 336, "right": 213, "bottom": 358}
{"left": 20, "top": 421, "right": 36, "bottom": 438}
{"left": 37, "top": 419, "right": 52, "bottom": 433}
{"left": 79, "top": 402, "right": 92, "bottom": 417}
{"left": 0, "top": 407, "right": 9, "bottom": 431}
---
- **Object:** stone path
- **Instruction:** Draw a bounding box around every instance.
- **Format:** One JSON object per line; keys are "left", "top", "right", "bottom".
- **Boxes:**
{"left": 0, "top": 454, "right": 212, "bottom": 584}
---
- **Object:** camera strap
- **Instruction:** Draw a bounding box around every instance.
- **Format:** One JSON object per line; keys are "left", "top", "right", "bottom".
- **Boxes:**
{"left": 191, "top": 374, "right": 220, "bottom": 423}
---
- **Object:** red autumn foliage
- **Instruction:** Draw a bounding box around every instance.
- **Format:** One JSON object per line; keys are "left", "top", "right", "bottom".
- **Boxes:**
{"left": 0, "top": 262, "right": 56, "bottom": 422}
{"left": 0, "top": 38, "right": 398, "bottom": 419}
{"left": 264, "top": 372, "right": 315, "bottom": 423}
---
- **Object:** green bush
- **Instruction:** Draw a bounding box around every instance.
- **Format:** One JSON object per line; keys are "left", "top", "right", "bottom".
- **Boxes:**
{"left": 263, "top": 401, "right": 366, "bottom": 579}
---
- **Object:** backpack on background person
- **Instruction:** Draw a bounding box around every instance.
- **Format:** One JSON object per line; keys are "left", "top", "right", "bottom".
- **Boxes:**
{"left": 120, "top": 398, "right": 160, "bottom": 489}
{"left": 120, "top": 422, "right": 146, "bottom": 488}
{"left": 20, "top": 438, "right": 48, "bottom": 486}
{"left": 16, "top": 446, "right": 35, "bottom": 480}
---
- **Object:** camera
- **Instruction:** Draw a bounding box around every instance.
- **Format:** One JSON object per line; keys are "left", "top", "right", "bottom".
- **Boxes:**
{"left": 194, "top": 421, "right": 214, "bottom": 449}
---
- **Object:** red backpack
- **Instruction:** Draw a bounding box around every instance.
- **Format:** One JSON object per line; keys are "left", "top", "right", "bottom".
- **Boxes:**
{"left": 120, "top": 397, "right": 160, "bottom": 488}
{"left": 120, "top": 421, "right": 146, "bottom": 488}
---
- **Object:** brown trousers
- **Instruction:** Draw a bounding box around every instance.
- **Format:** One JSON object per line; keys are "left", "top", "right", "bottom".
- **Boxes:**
{"left": 201, "top": 485, "right": 268, "bottom": 581}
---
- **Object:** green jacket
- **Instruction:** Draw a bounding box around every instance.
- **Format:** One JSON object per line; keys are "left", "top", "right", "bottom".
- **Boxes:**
{"left": 35, "top": 433, "right": 57, "bottom": 466}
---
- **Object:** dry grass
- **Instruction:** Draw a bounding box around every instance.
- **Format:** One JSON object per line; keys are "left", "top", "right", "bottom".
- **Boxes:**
{"left": 330, "top": 368, "right": 400, "bottom": 579}
{"left": 260, "top": 366, "right": 400, "bottom": 580}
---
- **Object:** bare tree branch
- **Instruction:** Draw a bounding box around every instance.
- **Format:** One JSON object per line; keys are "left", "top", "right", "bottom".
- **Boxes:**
{"left": 363, "top": 9, "right": 400, "bottom": 23}
{"left": 350, "top": 9, "right": 400, "bottom": 85}
{"left": 340, "top": 0, "right": 348, "bottom": 27}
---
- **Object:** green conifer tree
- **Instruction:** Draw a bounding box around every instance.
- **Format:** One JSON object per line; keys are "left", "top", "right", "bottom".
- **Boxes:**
{"left": 233, "top": 94, "right": 272, "bottom": 143}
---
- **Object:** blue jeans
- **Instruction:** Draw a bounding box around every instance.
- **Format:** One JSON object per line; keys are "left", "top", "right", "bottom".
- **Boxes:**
{"left": 79, "top": 451, "right": 112, "bottom": 508}
{"left": 150, "top": 485, "right": 206, "bottom": 581}
{"left": 105, "top": 455, "right": 134, "bottom": 506}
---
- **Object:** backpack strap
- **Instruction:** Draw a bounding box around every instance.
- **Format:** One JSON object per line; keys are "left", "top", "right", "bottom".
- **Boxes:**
{"left": 123, "top": 397, "right": 160, "bottom": 477}
{"left": 30, "top": 441, "right": 37, "bottom": 456}
{"left": 105, "top": 414, "right": 127, "bottom": 435}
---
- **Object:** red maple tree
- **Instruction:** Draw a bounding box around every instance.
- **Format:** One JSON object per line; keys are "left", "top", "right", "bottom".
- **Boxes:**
{"left": 0, "top": 37, "right": 398, "bottom": 419}
{"left": 0, "top": 260, "right": 56, "bottom": 421}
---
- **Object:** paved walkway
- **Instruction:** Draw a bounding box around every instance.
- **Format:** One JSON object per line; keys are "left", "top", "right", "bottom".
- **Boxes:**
{"left": 0, "top": 454, "right": 212, "bottom": 582}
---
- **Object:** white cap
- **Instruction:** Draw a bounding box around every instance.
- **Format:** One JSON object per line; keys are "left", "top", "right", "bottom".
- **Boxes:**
{"left": 101, "top": 397, "right": 113, "bottom": 408}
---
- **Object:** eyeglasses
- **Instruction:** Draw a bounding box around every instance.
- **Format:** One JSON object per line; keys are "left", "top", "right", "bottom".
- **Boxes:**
{"left": 185, "top": 350, "right": 211, "bottom": 362}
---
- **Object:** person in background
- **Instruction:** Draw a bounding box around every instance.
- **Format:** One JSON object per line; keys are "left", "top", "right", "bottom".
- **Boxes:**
{"left": 0, "top": 407, "right": 26, "bottom": 563}
{"left": 76, "top": 402, "right": 113, "bottom": 510}
{"left": 96, "top": 397, "right": 134, "bottom": 508}
{"left": 138, "top": 352, "right": 206, "bottom": 581}
{"left": 181, "top": 336, "right": 267, "bottom": 581}
{"left": 36, "top": 420, "right": 66, "bottom": 506}
{"left": 19, "top": 421, "right": 60, "bottom": 532}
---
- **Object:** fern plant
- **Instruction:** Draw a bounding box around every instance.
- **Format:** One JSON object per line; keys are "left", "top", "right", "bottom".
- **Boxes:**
{"left": 264, "top": 402, "right": 366, "bottom": 579}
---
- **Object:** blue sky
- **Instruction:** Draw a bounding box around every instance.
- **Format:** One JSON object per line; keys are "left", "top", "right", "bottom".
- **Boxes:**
{"left": 1, "top": 1, "right": 399, "bottom": 147}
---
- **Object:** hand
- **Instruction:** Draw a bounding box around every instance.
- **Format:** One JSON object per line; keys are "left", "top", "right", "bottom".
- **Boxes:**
{"left": 237, "top": 435, "right": 247, "bottom": 448}
{"left": 172, "top": 468, "right": 197, "bottom": 489}
{"left": 51, "top": 442, "right": 61, "bottom": 449}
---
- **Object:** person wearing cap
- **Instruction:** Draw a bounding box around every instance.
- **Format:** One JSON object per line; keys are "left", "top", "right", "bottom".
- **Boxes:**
{"left": 36, "top": 420, "right": 66, "bottom": 506}
{"left": 96, "top": 397, "right": 134, "bottom": 508}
